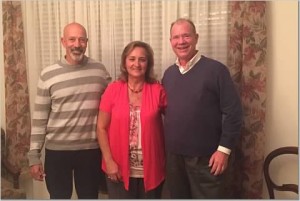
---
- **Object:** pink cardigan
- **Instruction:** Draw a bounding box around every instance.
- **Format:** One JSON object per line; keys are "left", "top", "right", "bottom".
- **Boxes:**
{"left": 99, "top": 80, "right": 167, "bottom": 191}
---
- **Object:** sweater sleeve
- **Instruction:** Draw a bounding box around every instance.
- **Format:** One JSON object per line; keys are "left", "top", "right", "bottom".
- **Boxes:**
{"left": 218, "top": 66, "right": 243, "bottom": 150}
{"left": 27, "top": 75, "right": 51, "bottom": 166}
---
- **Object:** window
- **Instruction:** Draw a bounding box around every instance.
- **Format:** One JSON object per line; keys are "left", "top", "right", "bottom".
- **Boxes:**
{"left": 22, "top": 0, "right": 229, "bottom": 80}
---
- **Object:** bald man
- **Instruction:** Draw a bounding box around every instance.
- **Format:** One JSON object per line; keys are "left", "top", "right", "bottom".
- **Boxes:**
{"left": 28, "top": 22, "right": 111, "bottom": 199}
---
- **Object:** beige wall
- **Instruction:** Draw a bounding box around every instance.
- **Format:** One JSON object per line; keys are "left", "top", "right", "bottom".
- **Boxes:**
{"left": 264, "top": 1, "right": 298, "bottom": 199}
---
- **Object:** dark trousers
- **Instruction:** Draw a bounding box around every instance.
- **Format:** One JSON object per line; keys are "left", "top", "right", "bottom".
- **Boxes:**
{"left": 44, "top": 148, "right": 101, "bottom": 199}
{"left": 106, "top": 177, "right": 164, "bottom": 199}
{"left": 166, "top": 152, "right": 224, "bottom": 199}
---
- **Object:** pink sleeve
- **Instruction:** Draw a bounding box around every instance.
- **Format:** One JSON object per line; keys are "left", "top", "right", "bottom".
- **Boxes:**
{"left": 99, "top": 83, "right": 114, "bottom": 113}
{"left": 159, "top": 85, "right": 167, "bottom": 114}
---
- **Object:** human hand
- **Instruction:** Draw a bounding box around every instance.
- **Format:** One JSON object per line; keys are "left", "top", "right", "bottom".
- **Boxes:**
{"left": 30, "top": 164, "right": 46, "bottom": 181}
{"left": 105, "top": 159, "right": 122, "bottom": 182}
{"left": 208, "top": 150, "right": 229, "bottom": 176}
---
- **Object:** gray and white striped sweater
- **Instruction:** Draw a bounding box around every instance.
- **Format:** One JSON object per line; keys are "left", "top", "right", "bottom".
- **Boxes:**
{"left": 27, "top": 56, "right": 111, "bottom": 166}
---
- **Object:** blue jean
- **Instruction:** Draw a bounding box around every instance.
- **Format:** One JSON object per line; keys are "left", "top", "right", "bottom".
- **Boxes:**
{"left": 44, "top": 148, "right": 102, "bottom": 199}
{"left": 166, "top": 152, "right": 225, "bottom": 199}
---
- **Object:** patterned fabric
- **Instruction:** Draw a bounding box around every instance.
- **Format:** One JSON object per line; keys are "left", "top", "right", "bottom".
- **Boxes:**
{"left": 1, "top": 183, "right": 26, "bottom": 199}
{"left": 226, "top": 1, "right": 267, "bottom": 199}
{"left": 2, "top": 1, "right": 31, "bottom": 171}
{"left": 129, "top": 104, "right": 143, "bottom": 178}
{"left": 129, "top": 105, "right": 141, "bottom": 150}
{"left": 1, "top": 129, "right": 26, "bottom": 199}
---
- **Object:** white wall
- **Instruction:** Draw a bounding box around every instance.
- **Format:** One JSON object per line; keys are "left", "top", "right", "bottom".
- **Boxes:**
{"left": 263, "top": 1, "right": 299, "bottom": 199}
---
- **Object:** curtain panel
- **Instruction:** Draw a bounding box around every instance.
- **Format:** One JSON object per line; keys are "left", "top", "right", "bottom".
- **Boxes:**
{"left": 2, "top": 1, "right": 31, "bottom": 170}
{"left": 21, "top": 0, "right": 229, "bottom": 81}
{"left": 227, "top": 1, "right": 267, "bottom": 198}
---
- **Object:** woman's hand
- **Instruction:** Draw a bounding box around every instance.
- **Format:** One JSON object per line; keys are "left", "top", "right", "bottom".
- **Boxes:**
{"left": 105, "top": 159, "right": 122, "bottom": 182}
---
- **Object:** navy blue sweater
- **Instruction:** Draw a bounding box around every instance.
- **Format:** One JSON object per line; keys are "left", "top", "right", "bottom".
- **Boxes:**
{"left": 162, "top": 56, "right": 243, "bottom": 157}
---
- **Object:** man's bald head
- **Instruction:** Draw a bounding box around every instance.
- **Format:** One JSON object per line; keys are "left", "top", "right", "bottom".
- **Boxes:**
{"left": 61, "top": 22, "right": 88, "bottom": 65}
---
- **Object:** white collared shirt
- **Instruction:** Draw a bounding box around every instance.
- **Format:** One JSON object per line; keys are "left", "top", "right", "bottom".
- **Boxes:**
{"left": 175, "top": 51, "right": 202, "bottom": 74}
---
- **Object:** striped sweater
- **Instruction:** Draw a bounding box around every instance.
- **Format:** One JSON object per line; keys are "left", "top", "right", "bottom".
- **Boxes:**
{"left": 27, "top": 56, "right": 111, "bottom": 166}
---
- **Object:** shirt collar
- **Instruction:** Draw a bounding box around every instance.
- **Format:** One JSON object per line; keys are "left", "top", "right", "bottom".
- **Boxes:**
{"left": 175, "top": 51, "right": 202, "bottom": 74}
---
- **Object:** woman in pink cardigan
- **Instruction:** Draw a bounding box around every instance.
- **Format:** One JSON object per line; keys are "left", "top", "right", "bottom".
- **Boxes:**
{"left": 97, "top": 41, "right": 167, "bottom": 199}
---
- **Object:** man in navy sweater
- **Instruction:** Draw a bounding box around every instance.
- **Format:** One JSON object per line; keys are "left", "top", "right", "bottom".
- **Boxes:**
{"left": 162, "top": 18, "right": 243, "bottom": 199}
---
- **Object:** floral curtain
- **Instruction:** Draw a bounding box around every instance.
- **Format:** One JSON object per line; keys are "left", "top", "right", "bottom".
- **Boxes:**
{"left": 2, "top": 1, "right": 31, "bottom": 171}
{"left": 226, "top": 1, "right": 267, "bottom": 198}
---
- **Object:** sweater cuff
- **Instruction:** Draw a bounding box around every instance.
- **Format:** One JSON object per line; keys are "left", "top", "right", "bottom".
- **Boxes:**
{"left": 27, "top": 149, "right": 42, "bottom": 166}
{"left": 217, "top": 146, "right": 231, "bottom": 155}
